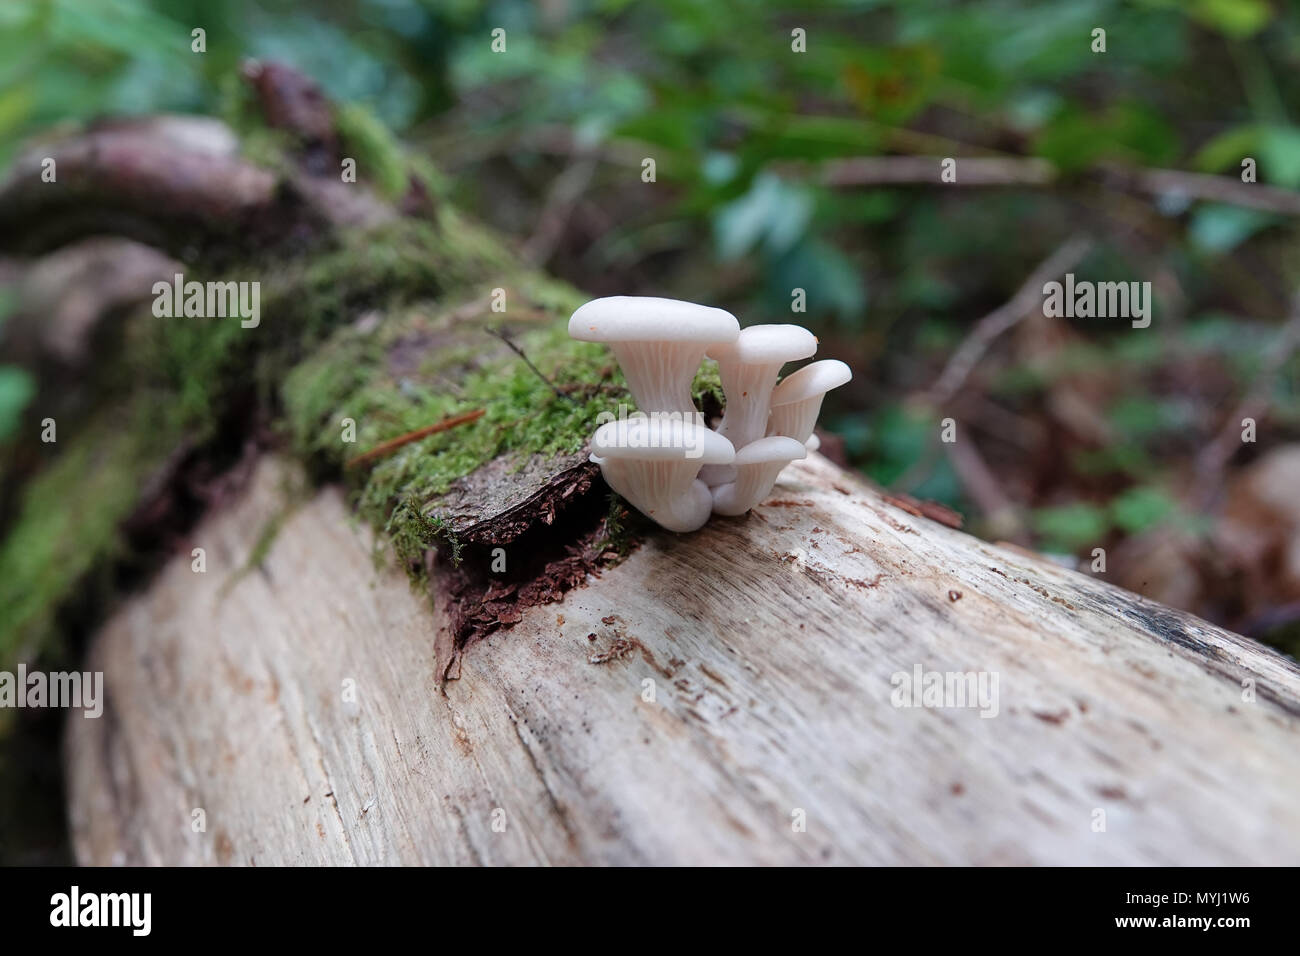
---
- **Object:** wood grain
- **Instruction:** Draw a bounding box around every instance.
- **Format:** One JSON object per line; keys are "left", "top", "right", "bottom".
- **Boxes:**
{"left": 66, "top": 453, "right": 1300, "bottom": 864}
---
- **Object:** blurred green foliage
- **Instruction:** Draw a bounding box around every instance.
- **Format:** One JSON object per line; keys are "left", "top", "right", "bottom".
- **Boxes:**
{"left": 4, "top": 0, "right": 1300, "bottom": 571}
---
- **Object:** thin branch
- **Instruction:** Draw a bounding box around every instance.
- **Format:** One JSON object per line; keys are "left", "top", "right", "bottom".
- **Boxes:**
{"left": 818, "top": 154, "right": 1300, "bottom": 217}
{"left": 346, "top": 409, "right": 485, "bottom": 468}
{"left": 487, "top": 326, "right": 573, "bottom": 402}
{"left": 1102, "top": 164, "right": 1300, "bottom": 217}
{"left": 820, "top": 155, "right": 1056, "bottom": 187}
{"left": 943, "top": 429, "right": 1026, "bottom": 543}
{"left": 521, "top": 156, "right": 599, "bottom": 265}
{"left": 925, "top": 236, "right": 1094, "bottom": 406}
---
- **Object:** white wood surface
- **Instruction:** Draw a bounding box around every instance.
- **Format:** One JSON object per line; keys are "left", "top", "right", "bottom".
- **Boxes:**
{"left": 65, "top": 453, "right": 1300, "bottom": 864}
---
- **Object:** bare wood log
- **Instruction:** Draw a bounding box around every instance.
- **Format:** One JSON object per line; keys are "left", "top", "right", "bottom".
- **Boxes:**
{"left": 65, "top": 452, "right": 1300, "bottom": 865}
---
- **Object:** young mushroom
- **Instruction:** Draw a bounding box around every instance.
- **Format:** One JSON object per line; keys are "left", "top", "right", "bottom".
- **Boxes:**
{"left": 710, "top": 436, "right": 808, "bottom": 516}
{"left": 591, "top": 416, "right": 735, "bottom": 532}
{"left": 569, "top": 297, "right": 740, "bottom": 415}
{"left": 767, "top": 359, "right": 852, "bottom": 444}
{"left": 700, "top": 324, "right": 817, "bottom": 485}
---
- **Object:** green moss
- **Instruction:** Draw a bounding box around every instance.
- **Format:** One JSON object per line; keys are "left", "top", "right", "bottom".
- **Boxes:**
{"left": 387, "top": 504, "right": 461, "bottom": 571}
{"left": 0, "top": 102, "right": 627, "bottom": 671}
{"left": 334, "top": 103, "right": 409, "bottom": 199}
{"left": 691, "top": 357, "right": 725, "bottom": 410}
{"left": 333, "top": 102, "right": 454, "bottom": 201}
{"left": 0, "top": 403, "right": 177, "bottom": 668}
{"left": 283, "top": 279, "right": 628, "bottom": 582}
{"left": 0, "top": 190, "right": 520, "bottom": 668}
{"left": 216, "top": 71, "right": 297, "bottom": 174}
{"left": 595, "top": 491, "right": 646, "bottom": 558}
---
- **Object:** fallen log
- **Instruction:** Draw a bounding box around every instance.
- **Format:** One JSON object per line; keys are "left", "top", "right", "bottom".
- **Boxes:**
{"left": 65, "top": 452, "right": 1300, "bottom": 864}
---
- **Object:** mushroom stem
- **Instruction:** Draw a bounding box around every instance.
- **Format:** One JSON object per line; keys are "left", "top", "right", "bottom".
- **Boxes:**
{"left": 698, "top": 363, "right": 780, "bottom": 486}
{"left": 590, "top": 418, "right": 735, "bottom": 533}
{"left": 710, "top": 436, "right": 807, "bottom": 516}
{"left": 710, "top": 464, "right": 786, "bottom": 516}
{"left": 601, "top": 459, "right": 714, "bottom": 532}
{"left": 608, "top": 340, "right": 706, "bottom": 415}
{"left": 700, "top": 325, "right": 817, "bottom": 486}
{"left": 714, "top": 360, "right": 783, "bottom": 453}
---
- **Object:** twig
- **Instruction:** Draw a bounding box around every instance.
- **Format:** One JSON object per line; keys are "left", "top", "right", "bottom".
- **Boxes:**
{"left": 444, "top": 289, "right": 549, "bottom": 324}
{"left": 1193, "top": 291, "right": 1300, "bottom": 506}
{"left": 943, "top": 428, "right": 1026, "bottom": 543}
{"left": 819, "top": 154, "right": 1300, "bottom": 217}
{"left": 925, "top": 236, "right": 1094, "bottom": 405}
{"left": 820, "top": 156, "right": 1056, "bottom": 187}
{"left": 1101, "top": 164, "right": 1300, "bottom": 217}
{"left": 487, "top": 326, "right": 574, "bottom": 402}
{"left": 346, "top": 409, "right": 485, "bottom": 468}
{"left": 521, "top": 156, "right": 598, "bottom": 265}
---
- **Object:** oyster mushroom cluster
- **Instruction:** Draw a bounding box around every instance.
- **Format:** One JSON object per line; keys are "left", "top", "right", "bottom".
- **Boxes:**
{"left": 570, "top": 296, "right": 851, "bottom": 532}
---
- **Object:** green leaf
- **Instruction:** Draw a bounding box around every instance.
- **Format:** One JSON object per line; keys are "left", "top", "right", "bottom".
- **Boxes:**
{"left": 1033, "top": 502, "right": 1110, "bottom": 553}
{"left": 0, "top": 366, "right": 35, "bottom": 442}
{"left": 1190, "top": 124, "right": 1263, "bottom": 175}
{"left": 1034, "top": 102, "right": 1180, "bottom": 172}
{"left": 1110, "top": 486, "right": 1177, "bottom": 534}
{"left": 713, "top": 172, "right": 813, "bottom": 260}
{"left": 1188, "top": 203, "right": 1275, "bottom": 253}
{"left": 768, "top": 237, "right": 866, "bottom": 325}
{"left": 860, "top": 405, "right": 931, "bottom": 487}
{"left": 1260, "top": 126, "right": 1300, "bottom": 189}
{"left": 1190, "top": 0, "right": 1273, "bottom": 38}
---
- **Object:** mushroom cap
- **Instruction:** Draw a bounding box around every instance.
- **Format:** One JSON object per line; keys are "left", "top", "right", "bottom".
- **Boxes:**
{"left": 591, "top": 418, "right": 735, "bottom": 464}
{"left": 706, "top": 324, "right": 818, "bottom": 364}
{"left": 569, "top": 297, "right": 740, "bottom": 343}
{"left": 770, "top": 359, "right": 852, "bottom": 406}
{"left": 733, "top": 435, "right": 807, "bottom": 466}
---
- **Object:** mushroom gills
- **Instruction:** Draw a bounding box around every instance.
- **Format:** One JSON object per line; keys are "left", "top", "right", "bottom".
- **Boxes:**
{"left": 710, "top": 436, "right": 807, "bottom": 516}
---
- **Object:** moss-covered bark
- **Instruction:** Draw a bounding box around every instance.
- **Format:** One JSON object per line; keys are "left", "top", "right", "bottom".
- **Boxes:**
{"left": 0, "top": 78, "right": 726, "bottom": 673}
{"left": 0, "top": 75, "right": 730, "bottom": 859}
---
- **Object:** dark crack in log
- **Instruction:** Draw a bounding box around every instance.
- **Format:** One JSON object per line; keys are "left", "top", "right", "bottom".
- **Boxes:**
{"left": 425, "top": 449, "right": 635, "bottom": 678}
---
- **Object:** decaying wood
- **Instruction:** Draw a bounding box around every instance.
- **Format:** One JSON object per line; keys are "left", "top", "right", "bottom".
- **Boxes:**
{"left": 0, "top": 116, "right": 391, "bottom": 256}
{"left": 65, "top": 451, "right": 1300, "bottom": 865}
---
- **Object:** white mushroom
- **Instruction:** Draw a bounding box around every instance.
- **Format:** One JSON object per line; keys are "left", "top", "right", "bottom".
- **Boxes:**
{"left": 569, "top": 296, "right": 739, "bottom": 415}
{"left": 591, "top": 416, "right": 735, "bottom": 532}
{"left": 700, "top": 324, "right": 817, "bottom": 485}
{"left": 767, "top": 359, "right": 852, "bottom": 444}
{"left": 710, "top": 436, "right": 807, "bottom": 516}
